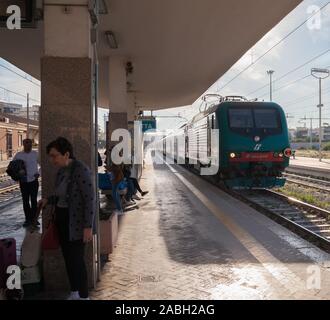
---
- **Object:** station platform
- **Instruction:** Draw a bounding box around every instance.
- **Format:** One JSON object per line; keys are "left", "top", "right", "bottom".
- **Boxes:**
{"left": 290, "top": 157, "right": 330, "bottom": 171}
{"left": 288, "top": 156, "right": 330, "bottom": 179}
{"left": 90, "top": 154, "right": 330, "bottom": 300}
{"left": 1, "top": 154, "right": 330, "bottom": 299}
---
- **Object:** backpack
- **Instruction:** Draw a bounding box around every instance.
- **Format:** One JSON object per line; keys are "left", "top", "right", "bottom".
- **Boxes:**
{"left": 6, "top": 160, "right": 26, "bottom": 182}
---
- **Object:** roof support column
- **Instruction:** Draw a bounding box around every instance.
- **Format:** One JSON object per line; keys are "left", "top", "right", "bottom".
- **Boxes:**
{"left": 40, "top": 0, "right": 97, "bottom": 292}
{"left": 107, "top": 56, "right": 128, "bottom": 149}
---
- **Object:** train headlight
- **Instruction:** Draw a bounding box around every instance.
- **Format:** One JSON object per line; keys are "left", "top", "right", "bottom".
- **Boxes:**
{"left": 230, "top": 153, "right": 236, "bottom": 159}
{"left": 283, "top": 148, "right": 292, "bottom": 158}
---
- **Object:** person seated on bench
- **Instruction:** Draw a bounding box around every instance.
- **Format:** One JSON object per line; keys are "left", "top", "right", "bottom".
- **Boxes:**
{"left": 123, "top": 163, "right": 148, "bottom": 201}
{"left": 108, "top": 163, "right": 125, "bottom": 215}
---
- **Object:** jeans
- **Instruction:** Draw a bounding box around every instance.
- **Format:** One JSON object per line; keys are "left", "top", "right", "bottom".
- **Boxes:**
{"left": 125, "top": 179, "right": 135, "bottom": 201}
{"left": 19, "top": 179, "right": 39, "bottom": 223}
{"left": 55, "top": 207, "right": 88, "bottom": 298}
{"left": 112, "top": 183, "right": 123, "bottom": 211}
{"left": 130, "top": 177, "right": 143, "bottom": 194}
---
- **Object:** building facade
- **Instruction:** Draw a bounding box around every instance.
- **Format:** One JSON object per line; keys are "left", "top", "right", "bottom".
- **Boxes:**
{"left": 0, "top": 114, "right": 39, "bottom": 160}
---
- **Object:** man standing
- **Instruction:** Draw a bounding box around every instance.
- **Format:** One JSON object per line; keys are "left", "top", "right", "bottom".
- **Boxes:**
{"left": 13, "top": 139, "right": 39, "bottom": 227}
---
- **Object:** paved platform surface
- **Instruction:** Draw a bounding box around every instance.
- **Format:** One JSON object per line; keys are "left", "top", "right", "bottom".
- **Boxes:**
{"left": 290, "top": 157, "right": 330, "bottom": 171}
{"left": 2, "top": 154, "right": 330, "bottom": 299}
{"left": 90, "top": 154, "right": 330, "bottom": 300}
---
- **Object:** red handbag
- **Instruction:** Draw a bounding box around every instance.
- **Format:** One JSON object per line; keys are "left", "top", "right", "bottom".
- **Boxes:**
{"left": 42, "top": 208, "right": 60, "bottom": 251}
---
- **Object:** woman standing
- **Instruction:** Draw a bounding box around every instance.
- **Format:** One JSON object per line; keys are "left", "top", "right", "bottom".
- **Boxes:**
{"left": 38, "top": 137, "right": 95, "bottom": 300}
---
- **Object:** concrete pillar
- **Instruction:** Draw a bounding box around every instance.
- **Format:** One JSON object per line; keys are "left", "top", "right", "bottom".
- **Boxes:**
{"left": 108, "top": 56, "right": 128, "bottom": 149}
{"left": 40, "top": 0, "right": 97, "bottom": 291}
{"left": 127, "top": 92, "right": 138, "bottom": 123}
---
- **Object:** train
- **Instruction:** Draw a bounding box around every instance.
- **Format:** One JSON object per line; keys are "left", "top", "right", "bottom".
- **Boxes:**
{"left": 157, "top": 95, "right": 292, "bottom": 189}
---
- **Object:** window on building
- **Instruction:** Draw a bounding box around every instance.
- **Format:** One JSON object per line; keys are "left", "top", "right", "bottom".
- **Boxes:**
{"left": 18, "top": 134, "right": 23, "bottom": 147}
{"left": 6, "top": 133, "right": 13, "bottom": 158}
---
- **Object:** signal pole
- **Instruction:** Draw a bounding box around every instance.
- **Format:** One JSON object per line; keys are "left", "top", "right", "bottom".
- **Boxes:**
{"left": 267, "top": 70, "right": 275, "bottom": 102}
{"left": 311, "top": 68, "right": 330, "bottom": 161}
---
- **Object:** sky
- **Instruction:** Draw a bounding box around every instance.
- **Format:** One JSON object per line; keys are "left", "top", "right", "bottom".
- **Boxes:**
{"left": 0, "top": 0, "right": 329, "bottom": 132}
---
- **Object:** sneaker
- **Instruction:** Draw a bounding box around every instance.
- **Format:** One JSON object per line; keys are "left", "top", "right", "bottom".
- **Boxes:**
{"left": 124, "top": 200, "right": 136, "bottom": 206}
{"left": 141, "top": 191, "right": 149, "bottom": 197}
{"left": 67, "top": 291, "right": 80, "bottom": 300}
{"left": 132, "top": 194, "right": 141, "bottom": 200}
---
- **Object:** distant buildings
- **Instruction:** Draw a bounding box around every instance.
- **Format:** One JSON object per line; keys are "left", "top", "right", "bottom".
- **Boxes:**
{"left": 289, "top": 125, "right": 330, "bottom": 144}
{"left": 322, "top": 126, "right": 330, "bottom": 141}
{"left": 0, "top": 101, "right": 40, "bottom": 120}
{"left": 0, "top": 101, "right": 22, "bottom": 114}
{"left": 0, "top": 114, "right": 39, "bottom": 161}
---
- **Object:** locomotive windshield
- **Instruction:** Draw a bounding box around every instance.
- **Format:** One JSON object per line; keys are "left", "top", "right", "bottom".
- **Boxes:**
{"left": 228, "top": 106, "right": 282, "bottom": 134}
{"left": 254, "top": 109, "right": 279, "bottom": 128}
{"left": 228, "top": 109, "right": 254, "bottom": 128}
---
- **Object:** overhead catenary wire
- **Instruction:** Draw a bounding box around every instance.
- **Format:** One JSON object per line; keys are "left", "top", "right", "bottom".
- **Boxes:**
{"left": 281, "top": 86, "right": 330, "bottom": 106}
{"left": 257, "top": 62, "right": 330, "bottom": 100}
{"left": 246, "top": 51, "right": 330, "bottom": 98}
{"left": 0, "top": 63, "right": 40, "bottom": 87}
{"left": 0, "top": 85, "right": 40, "bottom": 104}
{"left": 283, "top": 101, "right": 330, "bottom": 117}
{"left": 216, "top": 2, "right": 329, "bottom": 92}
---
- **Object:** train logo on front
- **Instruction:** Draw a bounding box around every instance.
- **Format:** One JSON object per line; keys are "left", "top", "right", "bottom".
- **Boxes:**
{"left": 254, "top": 144, "right": 262, "bottom": 151}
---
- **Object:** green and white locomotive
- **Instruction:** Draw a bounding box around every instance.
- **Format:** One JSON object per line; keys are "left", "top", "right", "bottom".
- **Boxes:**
{"left": 163, "top": 95, "right": 291, "bottom": 189}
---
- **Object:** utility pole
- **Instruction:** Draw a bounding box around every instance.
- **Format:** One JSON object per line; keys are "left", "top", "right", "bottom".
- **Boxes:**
{"left": 285, "top": 113, "right": 294, "bottom": 143}
{"left": 300, "top": 116, "right": 314, "bottom": 148}
{"left": 26, "top": 93, "right": 30, "bottom": 139}
{"left": 311, "top": 68, "right": 330, "bottom": 162}
{"left": 267, "top": 70, "right": 275, "bottom": 102}
{"left": 285, "top": 113, "right": 294, "bottom": 126}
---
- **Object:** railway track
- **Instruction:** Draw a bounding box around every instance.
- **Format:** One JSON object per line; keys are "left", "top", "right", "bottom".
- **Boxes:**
{"left": 165, "top": 155, "right": 330, "bottom": 253}
{"left": 234, "top": 189, "right": 330, "bottom": 252}
{"left": 0, "top": 183, "right": 21, "bottom": 203}
{"left": 282, "top": 172, "right": 330, "bottom": 192}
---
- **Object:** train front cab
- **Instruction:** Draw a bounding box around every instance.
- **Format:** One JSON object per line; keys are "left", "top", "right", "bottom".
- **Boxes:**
{"left": 217, "top": 102, "right": 291, "bottom": 189}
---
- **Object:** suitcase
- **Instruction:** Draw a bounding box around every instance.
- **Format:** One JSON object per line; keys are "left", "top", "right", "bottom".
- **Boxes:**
{"left": 0, "top": 238, "right": 17, "bottom": 289}
{"left": 20, "top": 230, "right": 42, "bottom": 268}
